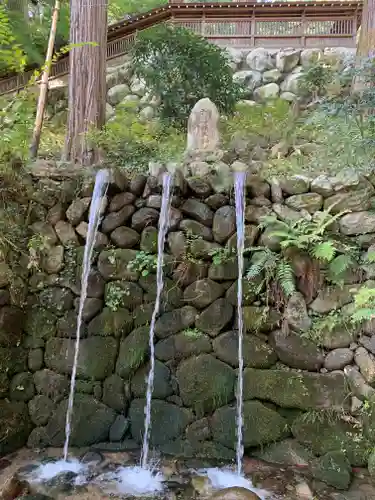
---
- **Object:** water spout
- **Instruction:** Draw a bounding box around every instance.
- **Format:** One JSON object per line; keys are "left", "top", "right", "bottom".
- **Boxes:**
{"left": 234, "top": 171, "right": 246, "bottom": 476}
{"left": 141, "top": 172, "right": 173, "bottom": 469}
{"left": 63, "top": 169, "right": 110, "bottom": 461}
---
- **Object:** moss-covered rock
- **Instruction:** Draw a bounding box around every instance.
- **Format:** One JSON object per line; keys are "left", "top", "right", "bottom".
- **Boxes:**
{"left": 105, "top": 281, "right": 143, "bottom": 311}
{"left": 211, "top": 401, "right": 287, "bottom": 449}
{"left": 9, "top": 372, "right": 35, "bottom": 402}
{"left": 213, "top": 331, "right": 277, "bottom": 368}
{"left": 45, "top": 337, "right": 118, "bottom": 380}
{"left": 195, "top": 299, "right": 233, "bottom": 337}
{"left": 116, "top": 327, "right": 149, "bottom": 379}
{"left": 311, "top": 451, "right": 352, "bottom": 489}
{"left": 88, "top": 307, "right": 133, "bottom": 337}
{"left": 176, "top": 354, "right": 235, "bottom": 415}
{"left": 160, "top": 439, "right": 235, "bottom": 460}
{"left": 131, "top": 360, "right": 173, "bottom": 399}
{"left": 243, "top": 368, "right": 350, "bottom": 411}
{"left": 25, "top": 307, "right": 57, "bottom": 341}
{"left": 154, "top": 306, "right": 197, "bottom": 338}
{"left": 0, "top": 306, "right": 25, "bottom": 346}
{"left": 98, "top": 249, "right": 139, "bottom": 281}
{"left": 102, "top": 374, "right": 128, "bottom": 412}
{"left": 292, "top": 412, "right": 371, "bottom": 466}
{"left": 253, "top": 438, "right": 314, "bottom": 466}
{"left": 0, "top": 346, "right": 28, "bottom": 377}
{"left": 38, "top": 287, "right": 74, "bottom": 316}
{"left": 155, "top": 330, "right": 212, "bottom": 361}
{"left": 45, "top": 394, "right": 116, "bottom": 447}
{"left": 0, "top": 400, "right": 32, "bottom": 456}
{"left": 243, "top": 307, "right": 281, "bottom": 333}
{"left": 129, "top": 399, "right": 191, "bottom": 446}
{"left": 184, "top": 279, "right": 224, "bottom": 309}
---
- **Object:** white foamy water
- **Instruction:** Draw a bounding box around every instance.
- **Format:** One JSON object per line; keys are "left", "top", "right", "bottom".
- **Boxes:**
{"left": 203, "top": 468, "right": 270, "bottom": 499}
{"left": 97, "top": 465, "right": 164, "bottom": 497}
{"left": 27, "top": 459, "right": 86, "bottom": 483}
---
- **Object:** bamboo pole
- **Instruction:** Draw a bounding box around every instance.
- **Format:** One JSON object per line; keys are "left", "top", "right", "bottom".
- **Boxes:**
{"left": 30, "top": 0, "right": 61, "bottom": 159}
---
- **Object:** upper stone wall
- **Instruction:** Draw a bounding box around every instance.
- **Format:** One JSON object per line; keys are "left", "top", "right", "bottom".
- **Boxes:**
{"left": 1, "top": 164, "right": 375, "bottom": 481}
{"left": 47, "top": 46, "right": 355, "bottom": 126}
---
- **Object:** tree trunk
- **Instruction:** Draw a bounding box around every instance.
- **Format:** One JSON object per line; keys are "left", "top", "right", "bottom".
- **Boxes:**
{"left": 353, "top": 0, "right": 375, "bottom": 92}
{"left": 357, "top": 0, "right": 375, "bottom": 59}
{"left": 63, "top": 0, "right": 107, "bottom": 166}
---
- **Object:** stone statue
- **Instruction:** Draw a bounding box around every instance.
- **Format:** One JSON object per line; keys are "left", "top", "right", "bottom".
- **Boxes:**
{"left": 186, "top": 98, "right": 220, "bottom": 153}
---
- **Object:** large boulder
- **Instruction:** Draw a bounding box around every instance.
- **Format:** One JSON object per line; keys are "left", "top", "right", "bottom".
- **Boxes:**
{"left": 98, "top": 249, "right": 139, "bottom": 281}
{"left": 0, "top": 400, "right": 32, "bottom": 456}
{"left": 45, "top": 337, "right": 117, "bottom": 380}
{"left": 244, "top": 368, "right": 350, "bottom": 411}
{"left": 131, "top": 360, "right": 173, "bottom": 399}
{"left": 212, "top": 206, "right": 236, "bottom": 243}
{"left": 211, "top": 401, "right": 287, "bottom": 449}
{"left": 129, "top": 399, "right": 191, "bottom": 445}
{"left": 339, "top": 212, "right": 375, "bottom": 235}
{"left": 116, "top": 327, "right": 149, "bottom": 378}
{"left": 88, "top": 307, "right": 133, "bottom": 337}
{"left": 181, "top": 199, "right": 214, "bottom": 227}
{"left": 176, "top": 354, "right": 235, "bottom": 415}
{"left": 292, "top": 412, "right": 370, "bottom": 466}
{"left": 155, "top": 330, "right": 212, "bottom": 361}
{"left": 154, "top": 306, "right": 197, "bottom": 338}
{"left": 184, "top": 279, "right": 224, "bottom": 309}
{"left": 213, "top": 331, "right": 277, "bottom": 368}
{"left": 45, "top": 394, "right": 116, "bottom": 447}
{"left": 195, "top": 299, "right": 233, "bottom": 337}
{"left": 276, "top": 49, "right": 301, "bottom": 72}
{"left": 246, "top": 48, "right": 274, "bottom": 71}
{"left": 269, "top": 331, "right": 324, "bottom": 371}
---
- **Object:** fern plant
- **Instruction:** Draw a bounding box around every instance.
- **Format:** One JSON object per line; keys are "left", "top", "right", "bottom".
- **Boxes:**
{"left": 260, "top": 208, "right": 356, "bottom": 283}
{"left": 352, "top": 287, "right": 375, "bottom": 323}
{"left": 245, "top": 247, "right": 296, "bottom": 299}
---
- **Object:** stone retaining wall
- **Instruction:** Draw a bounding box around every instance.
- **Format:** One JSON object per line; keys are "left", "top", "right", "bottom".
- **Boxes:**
{"left": 1, "top": 165, "right": 375, "bottom": 477}
{"left": 48, "top": 46, "right": 355, "bottom": 125}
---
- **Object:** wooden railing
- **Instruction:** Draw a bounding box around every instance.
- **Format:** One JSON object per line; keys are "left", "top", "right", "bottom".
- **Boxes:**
{"left": 0, "top": 1, "right": 362, "bottom": 96}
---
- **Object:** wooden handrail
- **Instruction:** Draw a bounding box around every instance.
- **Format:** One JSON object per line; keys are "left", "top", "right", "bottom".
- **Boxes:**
{"left": 0, "top": 0, "right": 362, "bottom": 96}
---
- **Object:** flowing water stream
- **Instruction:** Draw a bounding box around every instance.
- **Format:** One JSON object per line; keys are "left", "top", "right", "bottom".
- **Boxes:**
{"left": 141, "top": 172, "right": 173, "bottom": 468}
{"left": 63, "top": 169, "right": 110, "bottom": 461}
{"left": 234, "top": 171, "right": 247, "bottom": 476}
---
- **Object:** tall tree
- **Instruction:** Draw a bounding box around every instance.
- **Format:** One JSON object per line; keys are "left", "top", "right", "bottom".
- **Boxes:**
{"left": 63, "top": 0, "right": 107, "bottom": 165}
{"left": 353, "top": 0, "right": 374, "bottom": 92}
{"left": 356, "top": 0, "right": 375, "bottom": 59}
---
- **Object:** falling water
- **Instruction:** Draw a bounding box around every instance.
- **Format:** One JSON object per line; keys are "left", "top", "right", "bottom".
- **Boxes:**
{"left": 141, "top": 172, "right": 173, "bottom": 469}
{"left": 63, "top": 169, "right": 110, "bottom": 461}
{"left": 234, "top": 171, "right": 246, "bottom": 476}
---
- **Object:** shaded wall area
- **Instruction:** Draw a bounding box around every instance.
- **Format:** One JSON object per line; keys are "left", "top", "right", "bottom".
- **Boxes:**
{"left": 1, "top": 164, "right": 375, "bottom": 470}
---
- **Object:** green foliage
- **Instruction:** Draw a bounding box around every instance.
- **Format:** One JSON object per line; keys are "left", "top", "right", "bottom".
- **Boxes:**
{"left": 90, "top": 104, "right": 184, "bottom": 172}
{"left": 352, "top": 287, "right": 375, "bottom": 324}
{"left": 105, "top": 283, "right": 129, "bottom": 312}
{"left": 261, "top": 209, "right": 349, "bottom": 266}
{"left": 221, "top": 98, "right": 295, "bottom": 145}
{"left": 304, "top": 310, "right": 346, "bottom": 346}
{"left": 299, "top": 56, "right": 336, "bottom": 99}
{"left": 245, "top": 247, "right": 296, "bottom": 299}
{"left": 0, "top": 4, "right": 26, "bottom": 73}
{"left": 209, "top": 246, "right": 235, "bottom": 266}
{"left": 132, "top": 24, "right": 242, "bottom": 126}
{"left": 127, "top": 251, "right": 157, "bottom": 276}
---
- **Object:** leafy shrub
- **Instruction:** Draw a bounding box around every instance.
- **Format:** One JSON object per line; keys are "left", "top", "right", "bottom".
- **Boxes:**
{"left": 221, "top": 99, "right": 300, "bottom": 152}
{"left": 299, "top": 56, "right": 336, "bottom": 99}
{"left": 91, "top": 103, "right": 184, "bottom": 172}
{"left": 132, "top": 25, "right": 243, "bottom": 126}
